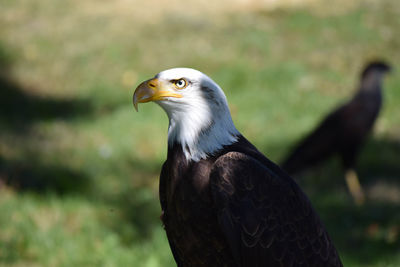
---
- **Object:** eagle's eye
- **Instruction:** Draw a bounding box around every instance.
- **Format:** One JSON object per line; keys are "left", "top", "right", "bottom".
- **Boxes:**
{"left": 173, "top": 79, "right": 188, "bottom": 89}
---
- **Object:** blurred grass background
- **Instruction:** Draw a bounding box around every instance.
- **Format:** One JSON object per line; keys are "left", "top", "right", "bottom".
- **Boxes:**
{"left": 0, "top": 0, "right": 399, "bottom": 266}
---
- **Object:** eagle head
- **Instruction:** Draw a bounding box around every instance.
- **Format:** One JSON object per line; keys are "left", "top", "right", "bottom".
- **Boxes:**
{"left": 133, "top": 68, "right": 239, "bottom": 161}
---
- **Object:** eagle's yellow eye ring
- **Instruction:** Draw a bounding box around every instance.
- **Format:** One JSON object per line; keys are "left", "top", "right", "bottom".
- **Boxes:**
{"left": 173, "top": 78, "right": 188, "bottom": 89}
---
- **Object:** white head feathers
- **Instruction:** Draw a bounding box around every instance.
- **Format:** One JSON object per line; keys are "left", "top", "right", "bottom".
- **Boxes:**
{"left": 155, "top": 68, "right": 239, "bottom": 161}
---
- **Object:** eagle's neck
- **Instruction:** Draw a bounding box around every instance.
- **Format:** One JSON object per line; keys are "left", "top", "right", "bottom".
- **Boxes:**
{"left": 161, "top": 100, "right": 240, "bottom": 162}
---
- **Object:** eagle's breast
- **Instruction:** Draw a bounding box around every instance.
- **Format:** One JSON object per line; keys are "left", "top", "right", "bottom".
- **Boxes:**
{"left": 160, "top": 145, "right": 235, "bottom": 267}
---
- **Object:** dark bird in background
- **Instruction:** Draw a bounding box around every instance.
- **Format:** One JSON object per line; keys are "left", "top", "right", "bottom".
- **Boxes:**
{"left": 133, "top": 68, "right": 342, "bottom": 266}
{"left": 281, "top": 61, "right": 391, "bottom": 205}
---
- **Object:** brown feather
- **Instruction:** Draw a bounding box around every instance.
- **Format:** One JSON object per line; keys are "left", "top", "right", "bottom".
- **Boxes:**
{"left": 160, "top": 136, "right": 343, "bottom": 267}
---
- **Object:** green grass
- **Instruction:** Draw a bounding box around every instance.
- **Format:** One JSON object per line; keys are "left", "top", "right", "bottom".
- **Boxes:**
{"left": 1, "top": 0, "right": 400, "bottom": 266}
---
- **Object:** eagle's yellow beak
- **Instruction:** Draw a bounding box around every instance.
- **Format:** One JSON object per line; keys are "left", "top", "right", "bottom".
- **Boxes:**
{"left": 133, "top": 78, "right": 183, "bottom": 111}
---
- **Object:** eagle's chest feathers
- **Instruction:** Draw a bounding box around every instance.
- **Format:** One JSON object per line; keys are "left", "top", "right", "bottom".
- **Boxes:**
{"left": 164, "top": 153, "right": 214, "bottom": 217}
{"left": 161, "top": 152, "right": 234, "bottom": 266}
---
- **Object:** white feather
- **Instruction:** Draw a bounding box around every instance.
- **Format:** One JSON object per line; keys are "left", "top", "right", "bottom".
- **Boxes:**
{"left": 155, "top": 68, "right": 240, "bottom": 161}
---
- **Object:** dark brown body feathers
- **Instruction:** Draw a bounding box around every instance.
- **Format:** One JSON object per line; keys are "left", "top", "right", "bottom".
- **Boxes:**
{"left": 160, "top": 136, "right": 342, "bottom": 267}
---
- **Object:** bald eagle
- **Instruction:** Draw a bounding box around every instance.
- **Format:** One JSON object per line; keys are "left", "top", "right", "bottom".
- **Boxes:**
{"left": 281, "top": 61, "right": 391, "bottom": 205}
{"left": 133, "top": 68, "right": 342, "bottom": 267}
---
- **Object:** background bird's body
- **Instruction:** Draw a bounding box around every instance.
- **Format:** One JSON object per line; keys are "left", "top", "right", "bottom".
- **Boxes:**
{"left": 281, "top": 62, "right": 391, "bottom": 204}
{"left": 282, "top": 87, "right": 382, "bottom": 174}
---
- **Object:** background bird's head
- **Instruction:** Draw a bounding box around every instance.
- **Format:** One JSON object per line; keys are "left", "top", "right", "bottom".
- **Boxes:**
{"left": 133, "top": 68, "right": 239, "bottom": 161}
{"left": 361, "top": 61, "right": 392, "bottom": 79}
{"left": 360, "top": 61, "right": 391, "bottom": 91}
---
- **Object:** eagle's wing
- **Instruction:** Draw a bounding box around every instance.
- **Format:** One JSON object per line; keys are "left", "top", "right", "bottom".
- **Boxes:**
{"left": 210, "top": 152, "right": 342, "bottom": 267}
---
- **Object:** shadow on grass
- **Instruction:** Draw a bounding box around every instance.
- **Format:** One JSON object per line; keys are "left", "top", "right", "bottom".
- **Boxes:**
{"left": 0, "top": 41, "right": 164, "bottom": 248}
{"left": 359, "top": 137, "right": 400, "bottom": 182}
{"left": 0, "top": 66, "right": 92, "bottom": 133}
{"left": 0, "top": 155, "right": 89, "bottom": 194}
{"left": 318, "top": 200, "right": 399, "bottom": 265}
{"left": 0, "top": 43, "right": 92, "bottom": 194}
